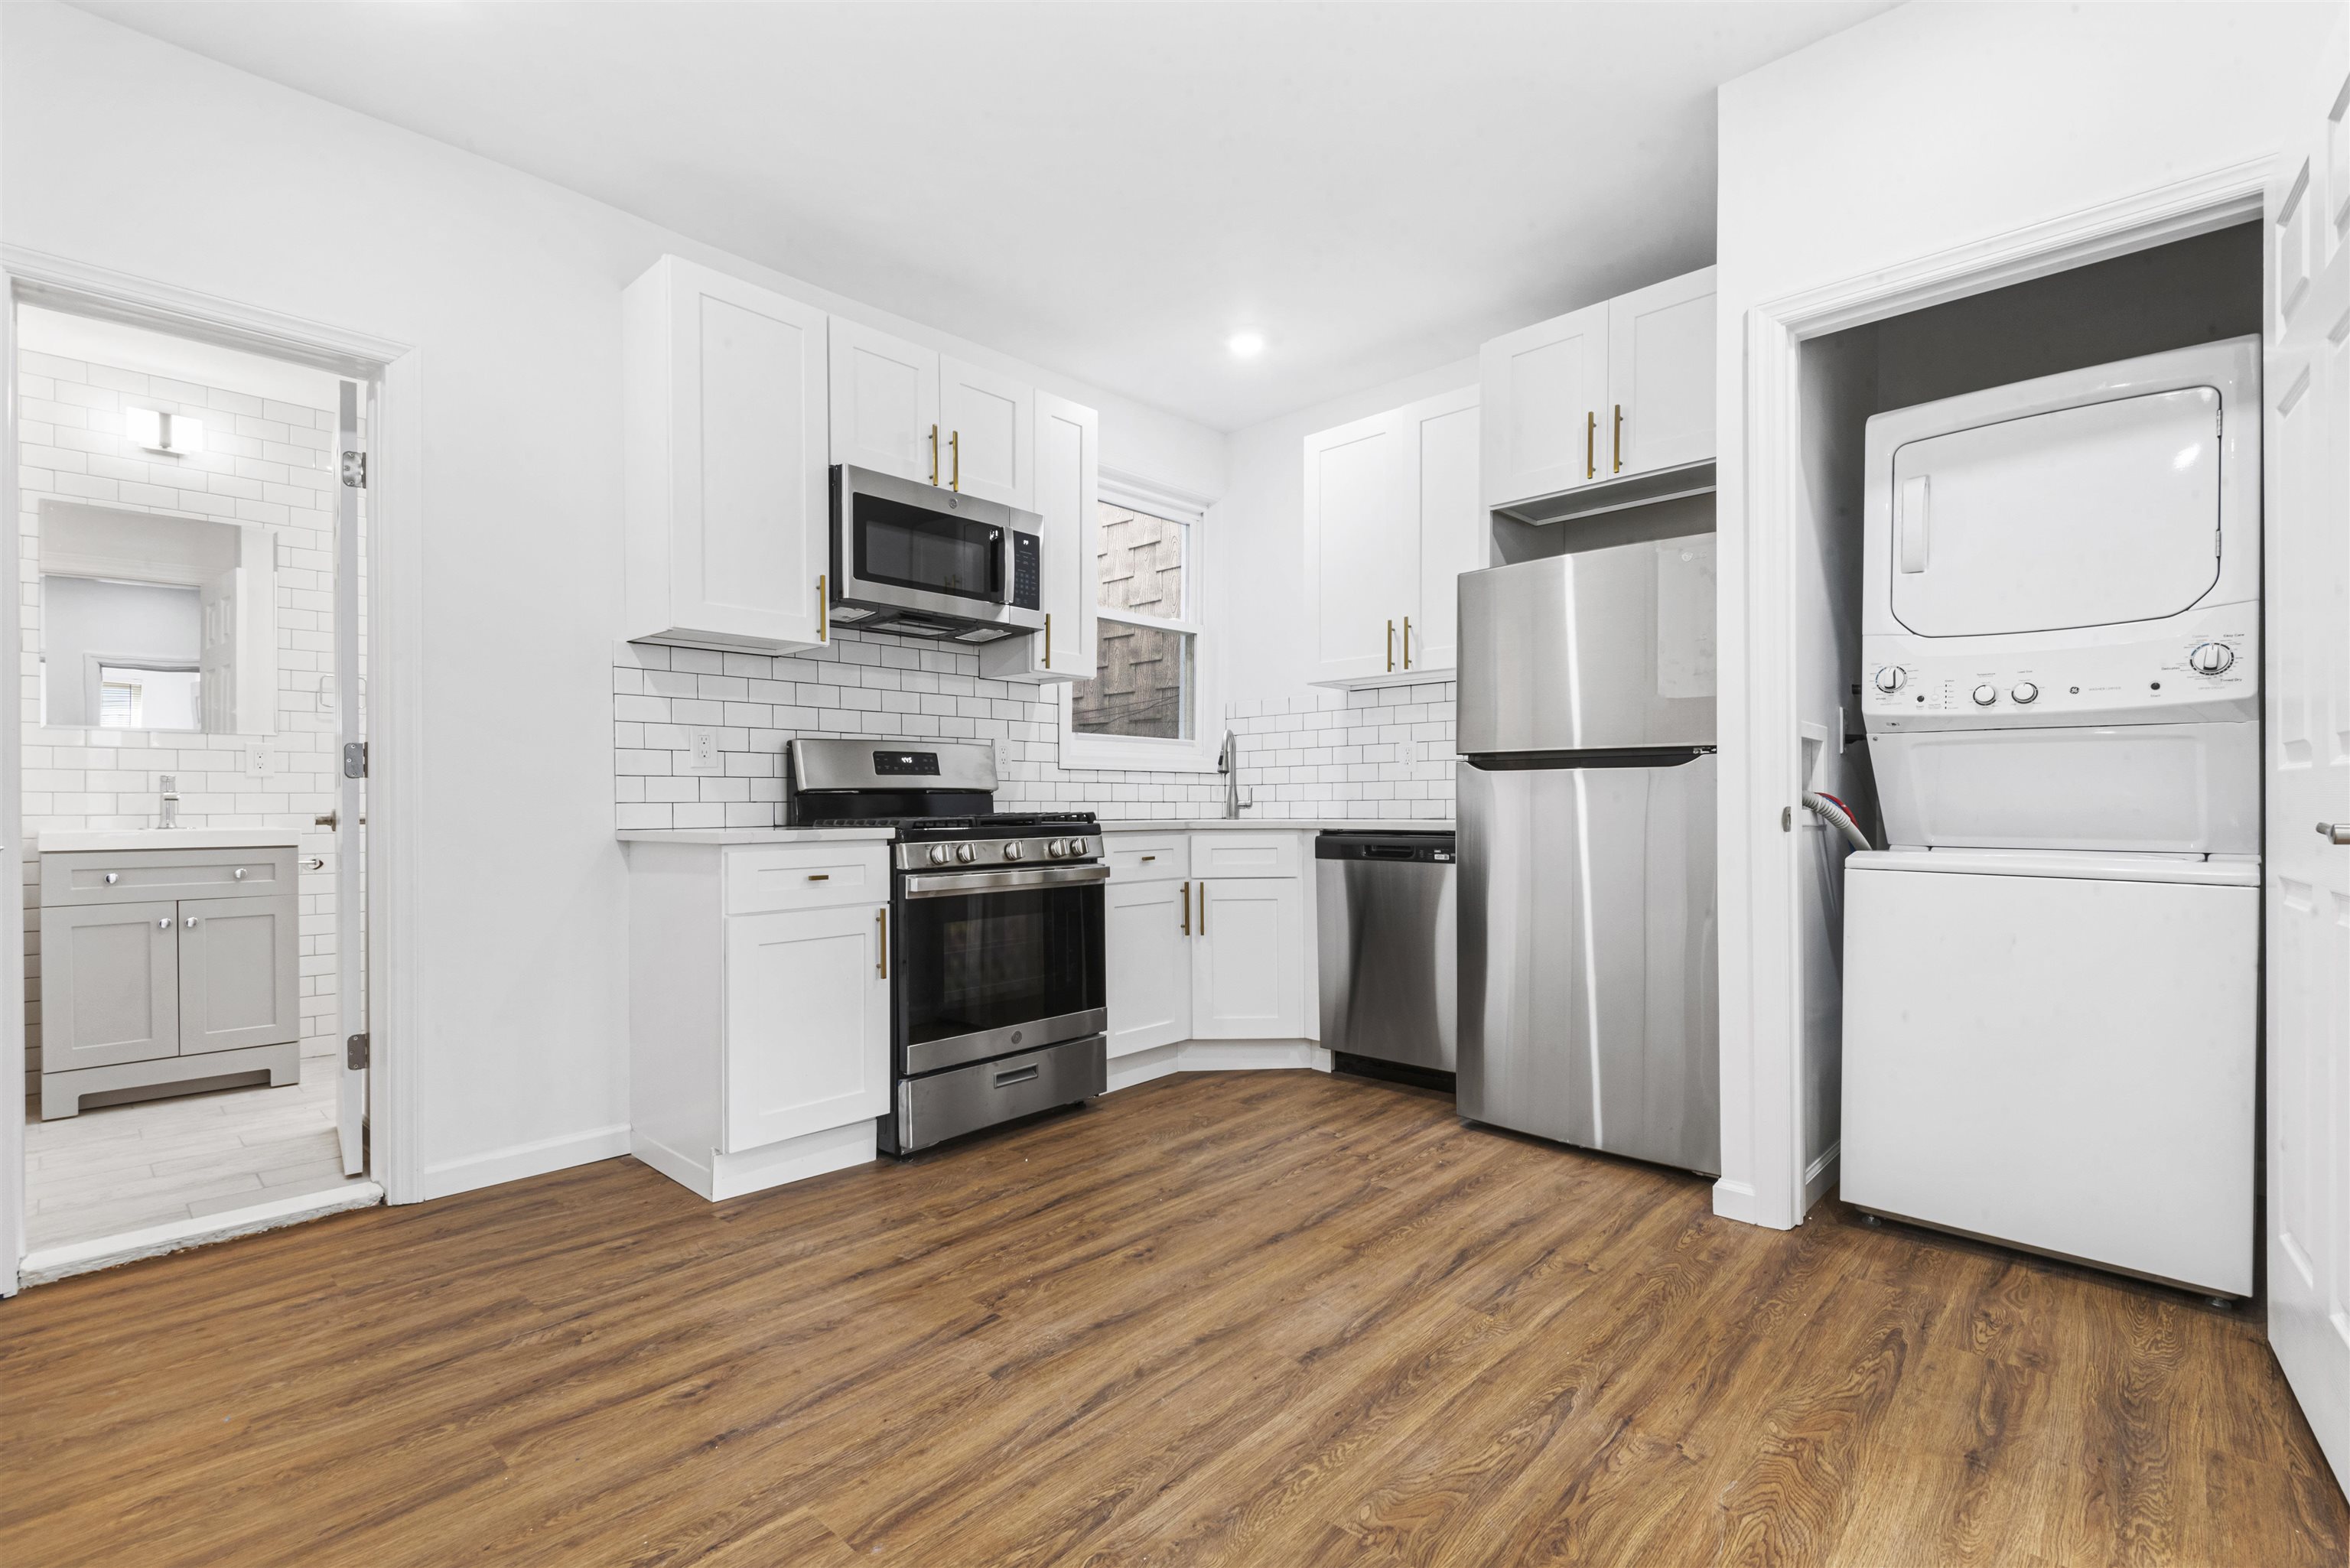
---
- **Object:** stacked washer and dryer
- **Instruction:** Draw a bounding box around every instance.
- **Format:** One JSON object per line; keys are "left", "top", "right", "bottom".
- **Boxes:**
{"left": 1841, "top": 337, "right": 2261, "bottom": 1300}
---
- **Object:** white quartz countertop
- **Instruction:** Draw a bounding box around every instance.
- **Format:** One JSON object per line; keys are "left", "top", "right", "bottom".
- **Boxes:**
{"left": 1097, "top": 818, "right": 1454, "bottom": 834}
{"left": 37, "top": 828, "right": 303, "bottom": 853}
{"left": 617, "top": 826, "right": 897, "bottom": 845}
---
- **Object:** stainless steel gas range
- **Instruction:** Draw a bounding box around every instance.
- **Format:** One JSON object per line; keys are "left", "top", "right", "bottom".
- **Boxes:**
{"left": 786, "top": 738, "right": 1108, "bottom": 1154}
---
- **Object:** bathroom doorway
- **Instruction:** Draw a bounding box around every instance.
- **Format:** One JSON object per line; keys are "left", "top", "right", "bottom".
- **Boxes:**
{"left": 5, "top": 300, "right": 378, "bottom": 1280}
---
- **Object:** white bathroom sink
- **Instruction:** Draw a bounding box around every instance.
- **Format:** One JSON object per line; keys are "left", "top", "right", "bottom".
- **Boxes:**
{"left": 36, "top": 828, "right": 304, "bottom": 853}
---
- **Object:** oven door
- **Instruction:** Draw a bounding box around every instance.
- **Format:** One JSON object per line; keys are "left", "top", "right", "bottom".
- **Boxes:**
{"left": 895, "top": 864, "right": 1108, "bottom": 1076}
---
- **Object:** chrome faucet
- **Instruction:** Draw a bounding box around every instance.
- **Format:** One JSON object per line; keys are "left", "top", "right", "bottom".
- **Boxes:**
{"left": 1219, "top": 730, "right": 1249, "bottom": 818}
{"left": 158, "top": 775, "right": 180, "bottom": 830}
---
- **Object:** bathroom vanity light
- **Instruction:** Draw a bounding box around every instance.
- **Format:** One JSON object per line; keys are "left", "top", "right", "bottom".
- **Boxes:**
{"left": 125, "top": 406, "right": 202, "bottom": 454}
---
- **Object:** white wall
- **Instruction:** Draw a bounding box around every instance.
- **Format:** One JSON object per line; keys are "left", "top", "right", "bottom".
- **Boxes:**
{"left": 0, "top": 2, "right": 1226, "bottom": 1199}
{"left": 1711, "top": 0, "right": 2332, "bottom": 1228}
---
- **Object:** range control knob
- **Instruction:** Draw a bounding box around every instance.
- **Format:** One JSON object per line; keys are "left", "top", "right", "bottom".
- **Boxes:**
{"left": 2011, "top": 682, "right": 2039, "bottom": 704}
{"left": 1047, "top": 838, "right": 1068, "bottom": 857}
{"left": 1004, "top": 842, "right": 1026, "bottom": 862}
{"left": 954, "top": 843, "right": 976, "bottom": 864}
{"left": 2188, "top": 642, "right": 2235, "bottom": 675}
{"left": 927, "top": 844, "right": 951, "bottom": 866}
{"left": 1872, "top": 666, "right": 1906, "bottom": 694}
{"left": 1971, "top": 683, "right": 1999, "bottom": 707}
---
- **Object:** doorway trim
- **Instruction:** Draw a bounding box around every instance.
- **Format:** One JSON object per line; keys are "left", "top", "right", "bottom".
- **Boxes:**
{"left": 0, "top": 246, "right": 426, "bottom": 1295}
{"left": 1716, "top": 158, "right": 2274, "bottom": 1231}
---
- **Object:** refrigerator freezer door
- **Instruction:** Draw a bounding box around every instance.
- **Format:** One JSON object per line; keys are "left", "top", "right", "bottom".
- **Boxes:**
{"left": 1457, "top": 754, "right": 1720, "bottom": 1173}
{"left": 1457, "top": 537, "right": 1716, "bottom": 757}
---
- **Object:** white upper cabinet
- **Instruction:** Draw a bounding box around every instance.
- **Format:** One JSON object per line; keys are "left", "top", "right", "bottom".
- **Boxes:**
{"left": 1304, "top": 385, "right": 1482, "bottom": 688}
{"left": 828, "top": 318, "right": 940, "bottom": 484}
{"left": 980, "top": 390, "right": 1096, "bottom": 685}
{"left": 1481, "top": 301, "right": 1608, "bottom": 508}
{"left": 623, "top": 255, "right": 830, "bottom": 651}
{"left": 1606, "top": 267, "right": 1717, "bottom": 478}
{"left": 1481, "top": 265, "right": 1717, "bottom": 519}
{"left": 939, "top": 356, "right": 1036, "bottom": 510}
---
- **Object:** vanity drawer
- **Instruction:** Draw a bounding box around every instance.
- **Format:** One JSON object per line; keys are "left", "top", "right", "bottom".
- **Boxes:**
{"left": 1189, "top": 832, "right": 1304, "bottom": 880}
{"left": 43, "top": 847, "right": 298, "bottom": 908}
{"left": 724, "top": 844, "right": 887, "bottom": 915}
{"left": 1105, "top": 834, "right": 1189, "bottom": 882}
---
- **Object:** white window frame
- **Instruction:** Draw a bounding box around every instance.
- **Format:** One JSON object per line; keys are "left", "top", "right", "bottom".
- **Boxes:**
{"left": 1059, "top": 472, "right": 1220, "bottom": 773}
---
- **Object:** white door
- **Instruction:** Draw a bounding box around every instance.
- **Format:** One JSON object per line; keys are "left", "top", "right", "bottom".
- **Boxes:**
{"left": 1606, "top": 267, "right": 1715, "bottom": 477}
{"left": 1304, "top": 412, "right": 1412, "bottom": 685}
{"left": 724, "top": 903, "right": 890, "bottom": 1153}
{"left": 1106, "top": 877, "right": 1191, "bottom": 1057}
{"left": 2265, "top": 23, "right": 2350, "bottom": 1486}
{"left": 979, "top": 391, "right": 1095, "bottom": 684}
{"left": 829, "top": 318, "right": 940, "bottom": 484}
{"left": 1481, "top": 301, "right": 1607, "bottom": 507}
{"left": 939, "top": 356, "right": 1034, "bottom": 511}
{"left": 333, "top": 382, "right": 366, "bottom": 1175}
{"left": 1192, "top": 878, "right": 1304, "bottom": 1039}
{"left": 665, "top": 264, "right": 828, "bottom": 649}
{"left": 1407, "top": 386, "right": 1482, "bottom": 677}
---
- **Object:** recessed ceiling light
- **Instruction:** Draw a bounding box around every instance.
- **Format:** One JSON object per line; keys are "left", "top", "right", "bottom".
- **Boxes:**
{"left": 1227, "top": 331, "right": 1265, "bottom": 359}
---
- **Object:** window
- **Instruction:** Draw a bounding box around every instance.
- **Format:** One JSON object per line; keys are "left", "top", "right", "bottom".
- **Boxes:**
{"left": 1061, "top": 486, "right": 1216, "bottom": 771}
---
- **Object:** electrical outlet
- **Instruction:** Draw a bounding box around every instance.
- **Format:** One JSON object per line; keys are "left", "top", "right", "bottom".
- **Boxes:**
{"left": 1395, "top": 737, "right": 1418, "bottom": 767}
{"left": 242, "top": 745, "right": 272, "bottom": 777}
{"left": 685, "top": 727, "right": 722, "bottom": 776}
{"left": 992, "top": 737, "right": 1014, "bottom": 776}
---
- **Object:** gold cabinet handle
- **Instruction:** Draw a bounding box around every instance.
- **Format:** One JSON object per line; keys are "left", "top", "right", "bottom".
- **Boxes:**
{"left": 876, "top": 906, "right": 887, "bottom": 978}
{"left": 1613, "top": 404, "right": 1624, "bottom": 473}
{"left": 1199, "top": 882, "right": 1206, "bottom": 935}
{"left": 929, "top": 424, "right": 939, "bottom": 486}
{"left": 949, "top": 429, "right": 960, "bottom": 492}
{"left": 1386, "top": 619, "right": 1395, "bottom": 672}
{"left": 1586, "top": 410, "right": 1596, "bottom": 479}
{"left": 1180, "top": 881, "right": 1190, "bottom": 935}
{"left": 1140, "top": 854, "right": 1156, "bottom": 862}
{"left": 1403, "top": 616, "right": 1412, "bottom": 669}
{"left": 816, "top": 574, "right": 828, "bottom": 641}
{"left": 806, "top": 873, "right": 829, "bottom": 881}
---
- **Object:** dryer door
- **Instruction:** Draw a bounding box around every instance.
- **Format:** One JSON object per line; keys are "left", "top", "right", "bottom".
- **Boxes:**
{"left": 1889, "top": 386, "right": 2223, "bottom": 637}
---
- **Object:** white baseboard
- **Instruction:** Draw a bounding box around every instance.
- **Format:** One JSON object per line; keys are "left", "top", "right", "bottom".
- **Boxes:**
{"left": 1106, "top": 1043, "right": 1184, "bottom": 1091}
{"left": 1711, "top": 1175, "right": 1795, "bottom": 1231}
{"left": 20, "top": 1181, "right": 384, "bottom": 1287}
{"left": 1802, "top": 1140, "right": 1841, "bottom": 1217}
{"left": 709, "top": 1121, "right": 874, "bottom": 1200}
{"left": 420, "top": 1122, "right": 630, "bottom": 1201}
{"left": 1106, "top": 1039, "right": 1329, "bottom": 1093}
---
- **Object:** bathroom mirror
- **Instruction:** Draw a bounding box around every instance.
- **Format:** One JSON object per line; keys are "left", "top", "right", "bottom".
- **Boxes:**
{"left": 36, "top": 499, "right": 278, "bottom": 735}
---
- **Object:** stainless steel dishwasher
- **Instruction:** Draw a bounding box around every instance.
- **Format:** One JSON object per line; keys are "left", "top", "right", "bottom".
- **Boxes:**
{"left": 1317, "top": 831, "right": 1457, "bottom": 1088}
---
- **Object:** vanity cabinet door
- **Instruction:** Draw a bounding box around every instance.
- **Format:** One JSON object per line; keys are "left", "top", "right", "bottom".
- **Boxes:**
{"left": 723, "top": 903, "right": 891, "bottom": 1153}
{"left": 177, "top": 895, "right": 301, "bottom": 1056}
{"left": 41, "top": 900, "right": 180, "bottom": 1071}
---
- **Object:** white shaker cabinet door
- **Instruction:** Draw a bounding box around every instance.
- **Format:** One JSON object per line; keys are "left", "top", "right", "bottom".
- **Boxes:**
{"left": 724, "top": 903, "right": 890, "bottom": 1153}
{"left": 41, "top": 900, "right": 179, "bottom": 1072}
{"left": 939, "top": 356, "right": 1035, "bottom": 511}
{"left": 1191, "top": 877, "right": 1305, "bottom": 1039}
{"left": 1480, "top": 301, "right": 1607, "bottom": 509}
{"left": 1407, "top": 386, "right": 1483, "bottom": 678}
{"left": 980, "top": 390, "right": 1098, "bottom": 685}
{"left": 829, "top": 317, "right": 941, "bottom": 485}
{"left": 1605, "top": 267, "right": 1716, "bottom": 478}
{"left": 623, "top": 255, "right": 830, "bottom": 650}
{"left": 1304, "top": 412, "right": 1414, "bottom": 685}
{"left": 1106, "top": 877, "right": 1192, "bottom": 1057}
{"left": 177, "top": 894, "right": 300, "bottom": 1056}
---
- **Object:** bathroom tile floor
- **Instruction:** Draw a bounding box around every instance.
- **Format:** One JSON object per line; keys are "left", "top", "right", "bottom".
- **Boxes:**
{"left": 21, "top": 1061, "right": 369, "bottom": 1251}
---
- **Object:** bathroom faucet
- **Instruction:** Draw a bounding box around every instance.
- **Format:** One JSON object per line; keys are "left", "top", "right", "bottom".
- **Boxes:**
{"left": 158, "top": 776, "right": 180, "bottom": 830}
{"left": 1219, "top": 731, "right": 1249, "bottom": 819}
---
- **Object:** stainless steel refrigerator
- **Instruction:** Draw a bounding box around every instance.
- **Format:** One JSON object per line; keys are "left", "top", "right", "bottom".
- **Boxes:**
{"left": 1456, "top": 535, "right": 1720, "bottom": 1175}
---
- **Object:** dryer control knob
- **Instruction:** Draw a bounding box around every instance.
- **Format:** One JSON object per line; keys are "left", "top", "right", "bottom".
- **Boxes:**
{"left": 1872, "top": 666, "right": 1906, "bottom": 694}
{"left": 2011, "top": 682, "right": 2039, "bottom": 704}
{"left": 2189, "top": 642, "right": 2235, "bottom": 675}
{"left": 1971, "top": 684, "right": 1998, "bottom": 707}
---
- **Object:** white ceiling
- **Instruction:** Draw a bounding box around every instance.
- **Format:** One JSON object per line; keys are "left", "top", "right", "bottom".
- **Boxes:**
{"left": 74, "top": 2, "right": 1885, "bottom": 432}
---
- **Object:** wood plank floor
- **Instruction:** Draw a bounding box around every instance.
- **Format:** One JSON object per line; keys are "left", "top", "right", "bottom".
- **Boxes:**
{"left": 2, "top": 1070, "right": 2342, "bottom": 1567}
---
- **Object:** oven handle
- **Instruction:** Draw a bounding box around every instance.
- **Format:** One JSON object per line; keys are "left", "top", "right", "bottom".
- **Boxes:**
{"left": 901, "top": 863, "right": 1111, "bottom": 899}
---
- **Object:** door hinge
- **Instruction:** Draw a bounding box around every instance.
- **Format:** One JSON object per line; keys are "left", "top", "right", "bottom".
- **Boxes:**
{"left": 343, "top": 741, "right": 368, "bottom": 779}
{"left": 346, "top": 1032, "right": 370, "bottom": 1070}
{"left": 341, "top": 451, "right": 367, "bottom": 488}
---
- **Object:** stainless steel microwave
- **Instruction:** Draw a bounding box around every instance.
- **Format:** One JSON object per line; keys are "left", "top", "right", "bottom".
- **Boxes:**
{"left": 828, "top": 464, "right": 1046, "bottom": 641}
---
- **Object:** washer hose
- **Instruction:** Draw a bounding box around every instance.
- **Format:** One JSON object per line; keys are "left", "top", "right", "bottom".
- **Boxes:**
{"left": 1802, "top": 791, "right": 1873, "bottom": 853}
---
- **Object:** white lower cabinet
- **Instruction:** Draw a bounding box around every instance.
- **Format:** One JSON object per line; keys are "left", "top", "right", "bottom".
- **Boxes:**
{"left": 1105, "top": 877, "right": 1192, "bottom": 1057}
{"left": 1192, "top": 877, "right": 1305, "bottom": 1039}
{"left": 626, "top": 838, "right": 892, "bottom": 1200}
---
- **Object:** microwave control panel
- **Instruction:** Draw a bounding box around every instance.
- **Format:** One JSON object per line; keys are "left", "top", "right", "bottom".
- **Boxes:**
{"left": 1011, "top": 532, "right": 1041, "bottom": 610}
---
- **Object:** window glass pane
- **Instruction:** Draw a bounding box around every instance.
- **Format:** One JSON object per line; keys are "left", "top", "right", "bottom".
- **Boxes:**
{"left": 1096, "top": 503, "right": 1186, "bottom": 619}
{"left": 1072, "top": 620, "right": 1193, "bottom": 740}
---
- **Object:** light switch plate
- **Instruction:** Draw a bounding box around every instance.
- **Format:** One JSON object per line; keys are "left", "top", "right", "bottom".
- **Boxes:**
{"left": 685, "top": 727, "right": 722, "bottom": 776}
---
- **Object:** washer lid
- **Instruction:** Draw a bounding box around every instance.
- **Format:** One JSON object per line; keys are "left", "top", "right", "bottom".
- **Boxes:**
{"left": 1889, "top": 386, "right": 2223, "bottom": 637}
